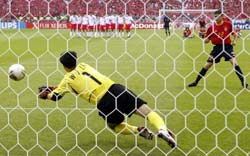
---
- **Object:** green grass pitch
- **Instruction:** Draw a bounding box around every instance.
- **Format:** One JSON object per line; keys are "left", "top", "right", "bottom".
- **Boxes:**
{"left": 0, "top": 29, "right": 250, "bottom": 156}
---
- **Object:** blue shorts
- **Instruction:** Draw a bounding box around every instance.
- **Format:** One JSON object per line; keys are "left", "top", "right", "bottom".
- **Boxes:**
{"left": 207, "top": 44, "right": 235, "bottom": 63}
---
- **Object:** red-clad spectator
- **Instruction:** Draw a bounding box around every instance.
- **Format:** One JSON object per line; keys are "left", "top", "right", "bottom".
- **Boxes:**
{"left": 183, "top": 27, "right": 192, "bottom": 38}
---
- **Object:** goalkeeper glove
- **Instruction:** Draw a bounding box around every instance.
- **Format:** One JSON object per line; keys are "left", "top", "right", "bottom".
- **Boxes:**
{"left": 38, "top": 86, "right": 56, "bottom": 99}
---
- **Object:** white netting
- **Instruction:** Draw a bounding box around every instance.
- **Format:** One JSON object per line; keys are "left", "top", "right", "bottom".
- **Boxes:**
{"left": 158, "top": 9, "right": 217, "bottom": 30}
{"left": 0, "top": 0, "right": 250, "bottom": 156}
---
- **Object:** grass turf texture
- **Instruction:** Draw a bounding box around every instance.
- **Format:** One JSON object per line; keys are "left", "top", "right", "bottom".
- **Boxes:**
{"left": 0, "top": 29, "right": 250, "bottom": 156}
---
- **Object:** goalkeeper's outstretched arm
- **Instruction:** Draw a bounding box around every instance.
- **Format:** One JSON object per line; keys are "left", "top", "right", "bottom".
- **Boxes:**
{"left": 38, "top": 86, "right": 63, "bottom": 101}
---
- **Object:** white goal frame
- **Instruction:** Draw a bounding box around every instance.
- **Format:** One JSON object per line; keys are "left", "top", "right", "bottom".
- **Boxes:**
{"left": 158, "top": 9, "right": 218, "bottom": 30}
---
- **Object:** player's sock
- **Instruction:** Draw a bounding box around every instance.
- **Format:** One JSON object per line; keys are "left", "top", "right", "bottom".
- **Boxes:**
{"left": 195, "top": 67, "right": 208, "bottom": 84}
{"left": 165, "top": 31, "right": 168, "bottom": 36}
{"left": 147, "top": 111, "right": 167, "bottom": 131}
{"left": 188, "top": 67, "right": 207, "bottom": 87}
{"left": 113, "top": 122, "right": 138, "bottom": 135}
{"left": 235, "top": 65, "right": 243, "bottom": 79}
{"left": 234, "top": 65, "right": 247, "bottom": 87}
{"left": 128, "top": 32, "right": 131, "bottom": 37}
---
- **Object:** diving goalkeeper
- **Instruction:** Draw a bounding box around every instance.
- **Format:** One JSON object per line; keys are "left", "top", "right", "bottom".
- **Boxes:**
{"left": 38, "top": 51, "right": 177, "bottom": 148}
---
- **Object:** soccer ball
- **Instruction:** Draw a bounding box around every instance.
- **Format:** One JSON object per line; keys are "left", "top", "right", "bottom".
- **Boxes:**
{"left": 8, "top": 64, "right": 25, "bottom": 81}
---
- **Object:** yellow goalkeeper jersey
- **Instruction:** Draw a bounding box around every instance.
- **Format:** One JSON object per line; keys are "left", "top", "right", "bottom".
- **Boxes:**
{"left": 49, "top": 63, "right": 115, "bottom": 104}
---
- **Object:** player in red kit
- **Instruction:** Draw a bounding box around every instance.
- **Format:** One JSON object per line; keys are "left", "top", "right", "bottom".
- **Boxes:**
{"left": 188, "top": 10, "right": 248, "bottom": 88}
{"left": 199, "top": 17, "right": 206, "bottom": 38}
{"left": 183, "top": 27, "right": 192, "bottom": 38}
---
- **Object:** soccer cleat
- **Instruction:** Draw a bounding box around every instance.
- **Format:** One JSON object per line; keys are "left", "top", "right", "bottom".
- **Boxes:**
{"left": 158, "top": 129, "right": 177, "bottom": 148}
{"left": 188, "top": 82, "right": 197, "bottom": 87}
{"left": 242, "top": 82, "right": 248, "bottom": 88}
{"left": 167, "top": 129, "right": 175, "bottom": 139}
{"left": 138, "top": 127, "right": 154, "bottom": 140}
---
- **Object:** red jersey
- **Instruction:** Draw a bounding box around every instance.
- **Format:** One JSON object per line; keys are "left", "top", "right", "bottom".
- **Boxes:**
{"left": 206, "top": 21, "right": 233, "bottom": 45}
{"left": 185, "top": 29, "right": 191, "bottom": 36}
{"left": 200, "top": 27, "right": 206, "bottom": 33}
{"left": 223, "top": 16, "right": 232, "bottom": 23}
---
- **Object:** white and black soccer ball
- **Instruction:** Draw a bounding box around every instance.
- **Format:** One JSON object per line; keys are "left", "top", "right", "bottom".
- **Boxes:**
{"left": 8, "top": 64, "right": 25, "bottom": 81}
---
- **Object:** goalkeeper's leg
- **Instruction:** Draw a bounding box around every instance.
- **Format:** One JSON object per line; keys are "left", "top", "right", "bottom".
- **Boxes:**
{"left": 136, "top": 104, "right": 177, "bottom": 148}
{"left": 108, "top": 122, "right": 153, "bottom": 140}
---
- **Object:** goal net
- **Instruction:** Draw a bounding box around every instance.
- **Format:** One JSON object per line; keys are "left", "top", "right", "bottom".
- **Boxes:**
{"left": 0, "top": 0, "right": 250, "bottom": 156}
{"left": 158, "top": 9, "right": 217, "bottom": 30}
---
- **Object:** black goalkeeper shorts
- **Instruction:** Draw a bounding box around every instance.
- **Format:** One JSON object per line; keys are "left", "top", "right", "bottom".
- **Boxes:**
{"left": 97, "top": 84, "right": 147, "bottom": 125}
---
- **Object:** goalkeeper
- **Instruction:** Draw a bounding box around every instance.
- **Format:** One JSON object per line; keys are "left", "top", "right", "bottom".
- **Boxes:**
{"left": 38, "top": 51, "right": 176, "bottom": 148}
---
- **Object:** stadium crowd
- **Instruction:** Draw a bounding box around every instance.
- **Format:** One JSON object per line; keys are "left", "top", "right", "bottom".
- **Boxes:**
{"left": 0, "top": 0, "right": 250, "bottom": 22}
